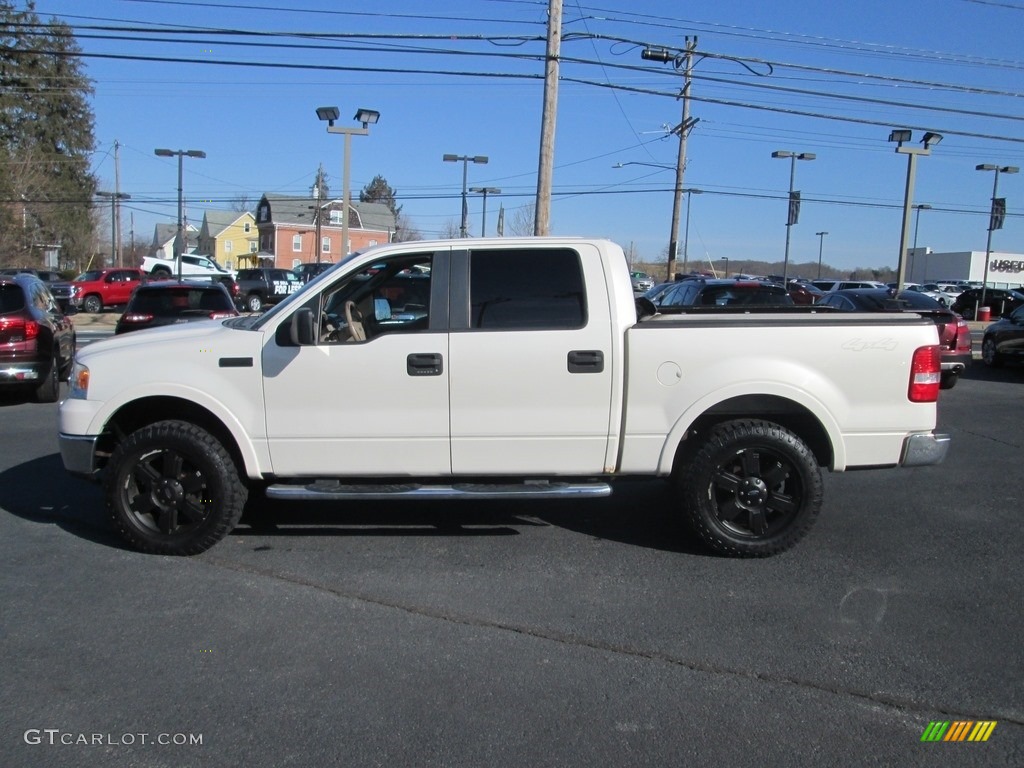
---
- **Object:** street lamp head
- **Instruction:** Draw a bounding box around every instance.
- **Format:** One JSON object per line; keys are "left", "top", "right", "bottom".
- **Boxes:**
{"left": 771, "top": 150, "right": 794, "bottom": 159}
{"left": 316, "top": 106, "right": 341, "bottom": 126}
{"left": 154, "top": 148, "right": 173, "bottom": 157}
{"left": 442, "top": 154, "right": 458, "bottom": 162}
{"left": 472, "top": 156, "right": 489, "bottom": 165}
{"left": 185, "top": 150, "right": 206, "bottom": 159}
{"left": 354, "top": 108, "right": 380, "bottom": 127}
{"left": 888, "top": 129, "right": 912, "bottom": 145}
{"left": 797, "top": 153, "right": 816, "bottom": 161}
{"left": 816, "top": 231, "right": 828, "bottom": 236}
{"left": 921, "top": 132, "right": 943, "bottom": 149}
{"left": 914, "top": 203, "right": 933, "bottom": 211}
{"left": 686, "top": 188, "right": 703, "bottom": 195}
{"left": 1004, "top": 166, "right": 1020, "bottom": 175}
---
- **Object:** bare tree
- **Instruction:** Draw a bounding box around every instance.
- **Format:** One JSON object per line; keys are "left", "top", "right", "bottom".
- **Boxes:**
{"left": 507, "top": 202, "right": 536, "bottom": 236}
{"left": 232, "top": 194, "right": 252, "bottom": 213}
{"left": 439, "top": 219, "right": 461, "bottom": 239}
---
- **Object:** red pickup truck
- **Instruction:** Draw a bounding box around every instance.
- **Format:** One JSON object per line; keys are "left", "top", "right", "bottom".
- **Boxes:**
{"left": 54, "top": 268, "right": 145, "bottom": 314}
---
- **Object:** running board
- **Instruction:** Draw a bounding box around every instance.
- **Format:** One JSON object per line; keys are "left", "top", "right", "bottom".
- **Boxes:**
{"left": 265, "top": 480, "right": 612, "bottom": 501}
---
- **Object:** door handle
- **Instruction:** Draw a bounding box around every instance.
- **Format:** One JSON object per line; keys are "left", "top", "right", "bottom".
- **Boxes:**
{"left": 567, "top": 350, "right": 604, "bottom": 373}
{"left": 407, "top": 353, "right": 444, "bottom": 377}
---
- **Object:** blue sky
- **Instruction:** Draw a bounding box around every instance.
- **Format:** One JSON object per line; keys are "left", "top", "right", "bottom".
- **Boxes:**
{"left": 30, "top": 0, "right": 1024, "bottom": 273}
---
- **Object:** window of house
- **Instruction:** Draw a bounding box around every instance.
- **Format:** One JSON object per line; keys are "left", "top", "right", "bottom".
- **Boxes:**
{"left": 249, "top": 242, "right": 258, "bottom": 253}
{"left": 244, "top": 222, "right": 251, "bottom": 233}
{"left": 329, "top": 210, "right": 343, "bottom": 225}
{"left": 224, "top": 240, "right": 233, "bottom": 252}
{"left": 292, "top": 234, "right": 302, "bottom": 252}
{"left": 469, "top": 249, "right": 586, "bottom": 330}
{"left": 321, "top": 236, "right": 330, "bottom": 253}
{"left": 368, "top": 239, "right": 378, "bottom": 247}
{"left": 259, "top": 205, "right": 268, "bottom": 222}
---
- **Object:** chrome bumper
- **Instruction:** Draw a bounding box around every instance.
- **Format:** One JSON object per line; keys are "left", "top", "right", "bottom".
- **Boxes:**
{"left": 900, "top": 432, "right": 950, "bottom": 467}
{"left": 59, "top": 433, "right": 100, "bottom": 477}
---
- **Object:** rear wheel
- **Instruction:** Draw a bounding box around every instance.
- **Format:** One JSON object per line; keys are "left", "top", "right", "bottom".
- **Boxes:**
{"left": 676, "top": 419, "right": 823, "bottom": 557}
{"left": 33, "top": 353, "right": 60, "bottom": 403}
{"left": 981, "top": 337, "right": 1003, "bottom": 368}
{"left": 151, "top": 267, "right": 171, "bottom": 277}
{"left": 105, "top": 420, "right": 247, "bottom": 555}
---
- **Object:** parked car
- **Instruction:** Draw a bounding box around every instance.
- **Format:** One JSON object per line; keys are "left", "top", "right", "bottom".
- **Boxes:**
{"left": 236, "top": 268, "right": 301, "bottom": 312}
{"left": 811, "top": 279, "right": 889, "bottom": 292}
{"left": 886, "top": 282, "right": 951, "bottom": 306}
{"left": 787, "top": 281, "right": 825, "bottom": 305}
{"left": 1, "top": 267, "right": 64, "bottom": 283}
{"left": 0, "top": 273, "right": 76, "bottom": 402}
{"left": 950, "top": 287, "right": 1024, "bottom": 320}
{"left": 630, "top": 271, "right": 655, "bottom": 294}
{"left": 816, "top": 288, "right": 970, "bottom": 389}
{"left": 654, "top": 278, "right": 794, "bottom": 310}
{"left": 53, "top": 268, "right": 146, "bottom": 314}
{"left": 115, "top": 280, "right": 239, "bottom": 335}
{"left": 294, "top": 262, "right": 336, "bottom": 283}
{"left": 981, "top": 305, "right": 1024, "bottom": 368}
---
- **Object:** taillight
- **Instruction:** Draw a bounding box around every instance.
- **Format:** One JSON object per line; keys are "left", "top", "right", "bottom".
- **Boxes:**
{"left": 121, "top": 313, "right": 153, "bottom": 324}
{"left": 955, "top": 319, "right": 971, "bottom": 354}
{"left": 208, "top": 311, "right": 236, "bottom": 320}
{"left": 909, "top": 345, "right": 941, "bottom": 402}
{"left": 0, "top": 316, "right": 39, "bottom": 340}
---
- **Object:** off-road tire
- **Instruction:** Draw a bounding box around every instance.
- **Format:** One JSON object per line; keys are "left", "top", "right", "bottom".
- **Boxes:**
{"left": 676, "top": 419, "right": 823, "bottom": 557}
{"left": 105, "top": 420, "right": 247, "bottom": 555}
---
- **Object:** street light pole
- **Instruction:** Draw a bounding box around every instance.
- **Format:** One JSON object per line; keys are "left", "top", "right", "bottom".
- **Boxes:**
{"left": 318, "top": 107, "right": 380, "bottom": 258}
{"left": 470, "top": 187, "right": 501, "bottom": 237}
{"left": 910, "top": 203, "right": 932, "bottom": 281}
{"left": 772, "top": 150, "right": 816, "bottom": 284}
{"left": 976, "top": 163, "right": 1019, "bottom": 312}
{"left": 154, "top": 148, "right": 206, "bottom": 281}
{"left": 682, "top": 188, "right": 702, "bottom": 276}
{"left": 888, "top": 129, "right": 942, "bottom": 293}
{"left": 444, "top": 154, "right": 488, "bottom": 237}
{"left": 815, "top": 231, "right": 828, "bottom": 279}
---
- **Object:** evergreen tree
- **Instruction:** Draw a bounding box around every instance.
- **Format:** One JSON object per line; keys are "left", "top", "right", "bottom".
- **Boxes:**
{"left": 359, "top": 174, "right": 401, "bottom": 218}
{"left": 0, "top": 1, "right": 97, "bottom": 268}
{"left": 310, "top": 165, "right": 330, "bottom": 201}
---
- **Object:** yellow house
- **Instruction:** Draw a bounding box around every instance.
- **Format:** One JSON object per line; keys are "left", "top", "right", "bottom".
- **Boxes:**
{"left": 196, "top": 210, "right": 259, "bottom": 271}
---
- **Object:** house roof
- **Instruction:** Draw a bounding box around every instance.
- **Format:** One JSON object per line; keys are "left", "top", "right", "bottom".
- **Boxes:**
{"left": 258, "top": 193, "right": 396, "bottom": 233}
{"left": 201, "top": 209, "right": 254, "bottom": 237}
{"left": 152, "top": 222, "right": 199, "bottom": 248}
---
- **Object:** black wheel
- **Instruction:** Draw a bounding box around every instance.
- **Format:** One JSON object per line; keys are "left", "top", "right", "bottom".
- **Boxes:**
{"left": 981, "top": 337, "right": 1002, "bottom": 368}
{"left": 104, "top": 420, "right": 248, "bottom": 555}
{"left": 82, "top": 294, "right": 102, "bottom": 314}
{"left": 151, "top": 267, "right": 171, "bottom": 277}
{"left": 939, "top": 371, "right": 959, "bottom": 390}
{"left": 246, "top": 293, "right": 263, "bottom": 312}
{"left": 676, "top": 419, "right": 823, "bottom": 557}
{"left": 33, "top": 354, "right": 60, "bottom": 403}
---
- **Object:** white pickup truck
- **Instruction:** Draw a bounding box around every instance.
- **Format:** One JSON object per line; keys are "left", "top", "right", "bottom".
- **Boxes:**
{"left": 141, "top": 253, "right": 235, "bottom": 280}
{"left": 59, "top": 237, "right": 949, "bottom": 557}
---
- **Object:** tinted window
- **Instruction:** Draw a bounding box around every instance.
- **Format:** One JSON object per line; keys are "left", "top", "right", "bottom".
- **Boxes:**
{"left": 0, "top": 284, "right": 26, "bottom": 312}
{"left": 469, "top": 249, "right": 585, "bottom": 329}
{"left": 130, "top": 287, "right": 232, "bottom": 315}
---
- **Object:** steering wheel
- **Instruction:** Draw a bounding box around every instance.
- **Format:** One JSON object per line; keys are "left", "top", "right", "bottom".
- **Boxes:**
{"left": 344, "top": 300, "right": 366, "bottom": 342}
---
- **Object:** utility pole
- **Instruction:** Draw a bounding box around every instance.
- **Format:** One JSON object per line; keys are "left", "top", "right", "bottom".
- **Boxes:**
{"left": 534, "top": 0, "right": 562, "bottom": 236}
{"left": 642, "top": 36, "right": 698, "bottom": 281}
{"left": 114, "top": 140, "right": 123, "bottom": 266}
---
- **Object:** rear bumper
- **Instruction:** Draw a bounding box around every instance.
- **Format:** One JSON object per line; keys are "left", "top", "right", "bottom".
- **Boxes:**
{"left": 0, "top": 362, "right": 45, "bottom": 383}
{"left": 941, "top": 352, "right": 971, "bottom": 373}
{"left": 900, "top": 432, "right": 950, "bottom": 467}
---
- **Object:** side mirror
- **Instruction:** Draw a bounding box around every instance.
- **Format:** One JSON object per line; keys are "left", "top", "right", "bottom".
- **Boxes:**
{"left": 289, "top": 307, "right": 315, "bottom": 346}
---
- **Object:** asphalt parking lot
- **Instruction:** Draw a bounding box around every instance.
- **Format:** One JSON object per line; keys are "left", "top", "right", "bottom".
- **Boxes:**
{"left": 0, "top": 352, "right": 1021, "bottom": 767}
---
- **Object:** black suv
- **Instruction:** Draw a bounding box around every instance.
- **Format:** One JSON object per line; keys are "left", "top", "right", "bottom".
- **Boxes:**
{"left": 236, "top": 268, "right": 301, "bottom": 312}
{"left": 0, "top": 273, "right": 76, "bottom": 402}
{"left": 951, "top": 287, "right": 1024, "bottom": 320}
{"left": 115, "top": 280, "right": 238, "bottom": 335}
{"left": 653, "top": 278, "right": 794, "bottom": 311}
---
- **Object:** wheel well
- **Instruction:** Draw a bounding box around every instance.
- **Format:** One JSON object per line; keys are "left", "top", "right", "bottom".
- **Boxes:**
{"left": 673, "top": 395, "right": 833, "bottom": 471}
{"left": 97, "top": 396, "right": 245, "bottom": 475}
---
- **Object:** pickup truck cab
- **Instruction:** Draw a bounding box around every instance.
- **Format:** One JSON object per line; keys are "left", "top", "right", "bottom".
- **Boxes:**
{"left": 141, "top": 253, "right": 235, "bottom": 281}
{"left": 56, "top": 268, "right": 145, "bottom": 313}
{"left": 59, "top": 238, "right": 948, "bottom": 558}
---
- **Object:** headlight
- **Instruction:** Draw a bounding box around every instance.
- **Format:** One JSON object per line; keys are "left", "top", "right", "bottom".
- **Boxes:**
{"left": 69, "top": 361, "right": 90, "bottom": 399}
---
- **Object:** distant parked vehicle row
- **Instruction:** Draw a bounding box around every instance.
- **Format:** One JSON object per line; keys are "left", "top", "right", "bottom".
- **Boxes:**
{"left": 652, "top": 278, "right": 794, "bottom": 310}
{"left": 0, "top": 267, "right": 64, "bottom": 283}
{"left": 951, "top": 287, "right": 1024, "bottom": 320}
{"left": 140, "top": 253, "right": 235, "bottom": 280}
{"left": 981, "top": 305, "right": 1024, "bottom": 368}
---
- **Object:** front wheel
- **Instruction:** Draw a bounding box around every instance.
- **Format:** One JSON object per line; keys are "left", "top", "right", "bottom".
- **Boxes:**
{"left": 676, "top": 419, "right": 823, "bottom": 557}
{"left": 246, "top": 293, "right": 263, "bottom": 312}
{"left": 104, "top": 420, "right": 248, "bottom": 555}
{"left": 33, "top": 354, "right": 60, "bottom": 403}
{"left": 82, "top": 295, "right": 102, "bottom": 314}
{"left": 981, "top": 337, "right": 1003, "bottom": 368}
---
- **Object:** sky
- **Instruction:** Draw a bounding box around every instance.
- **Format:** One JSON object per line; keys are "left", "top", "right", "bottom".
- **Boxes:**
{"left": 26, "top": 0, "right": 1024, "bottom": 274}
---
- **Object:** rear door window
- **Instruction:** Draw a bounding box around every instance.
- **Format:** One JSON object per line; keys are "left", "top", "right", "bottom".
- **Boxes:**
{"left": 468, "top": 248, "right": 585, "bottom": 330}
